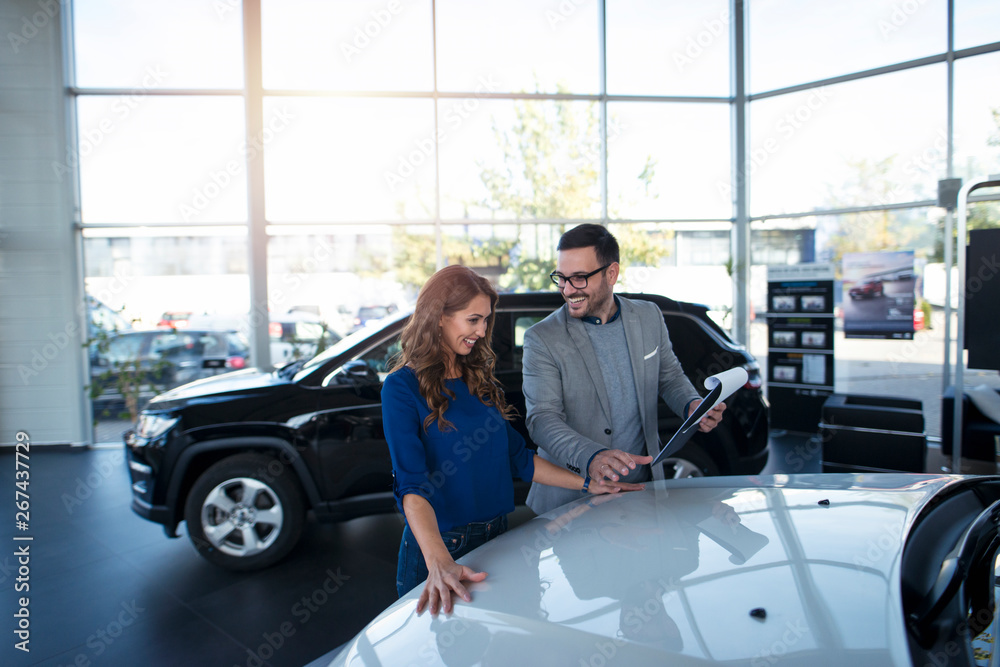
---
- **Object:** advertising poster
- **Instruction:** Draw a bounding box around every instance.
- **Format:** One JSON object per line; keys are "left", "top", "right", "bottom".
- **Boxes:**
{"left": 842, "top": 251, "right": 916, "bottom": 339}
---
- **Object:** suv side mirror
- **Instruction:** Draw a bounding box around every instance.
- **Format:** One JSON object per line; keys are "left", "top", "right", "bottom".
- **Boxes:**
{"left": 337, "top": 360, "right": 380, "bottom": 386}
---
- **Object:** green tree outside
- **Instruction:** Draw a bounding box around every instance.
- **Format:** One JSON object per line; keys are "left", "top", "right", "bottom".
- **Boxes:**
{"left": 384, "top": 90, "right": 672, "bottom": 292}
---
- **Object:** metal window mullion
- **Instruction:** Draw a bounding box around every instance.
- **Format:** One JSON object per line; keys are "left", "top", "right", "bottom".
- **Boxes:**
{"left": 598, "top": 0, "right": 608, "bottom": 224}
{"left": 432, "top": 0, "right": 443, "bottom": 270}
{"left": 242, "top": 0, "right": 271, "bottom": 369}
{"left": 731, "top": 0, "right": 750, "bottom": 345}
{"left": 942, "top": 0, "right": 957, "bottom": 393}
{"left": 65, "top": 0, "right": 93, "bottom": 442}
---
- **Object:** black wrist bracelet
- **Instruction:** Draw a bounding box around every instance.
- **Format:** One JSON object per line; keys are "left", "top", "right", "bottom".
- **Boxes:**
{"left": 582, "top": 475, "right": 591, "bottom": 492}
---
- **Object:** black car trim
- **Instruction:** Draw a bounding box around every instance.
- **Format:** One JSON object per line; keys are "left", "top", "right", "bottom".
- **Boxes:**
{"left": 164, "top": 436, "right": 322, "bottom": 526}
{"left": 313, "top": 326, "right": 409, "bottom": 388}
{"left": 130, "top": 496, "right": 174, "bottom": 531}
{"left": 295, "top": 317, "right": 408, "bottom": 387}
{"left": 312, "top": 492, "right": 398, "bottom": 522}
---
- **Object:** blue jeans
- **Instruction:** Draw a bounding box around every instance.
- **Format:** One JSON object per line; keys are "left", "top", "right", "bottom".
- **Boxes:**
{"left": 396, "top": 514, "right": 508, "bottom": 597}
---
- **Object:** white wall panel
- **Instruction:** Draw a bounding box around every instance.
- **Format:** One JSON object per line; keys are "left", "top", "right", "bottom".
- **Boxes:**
{"left": 0, "top": 0, "right": 88, "bottom": 445}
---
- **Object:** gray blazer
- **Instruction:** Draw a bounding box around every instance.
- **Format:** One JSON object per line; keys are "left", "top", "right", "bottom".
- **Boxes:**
{"left": 523, "top": 296, "right": 700, "bottom": 514}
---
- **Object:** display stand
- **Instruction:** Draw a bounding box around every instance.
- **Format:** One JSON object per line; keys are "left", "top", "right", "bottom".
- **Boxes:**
{"left": 945, "top": 176, "right": 1000, "bottom": 473}
{"left": 766, "top": 264, "right": 836, "bottom": 433}
{"left": 819, "top": 394, "right": 925, "bottom": 472}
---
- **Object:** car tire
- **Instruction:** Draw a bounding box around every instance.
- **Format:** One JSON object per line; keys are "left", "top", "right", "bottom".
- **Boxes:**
{"left": 658, "top": 442, "right": 720, "bottom": 478}
{"left": 184, "top": 453, "right": 305, "bottom": 571}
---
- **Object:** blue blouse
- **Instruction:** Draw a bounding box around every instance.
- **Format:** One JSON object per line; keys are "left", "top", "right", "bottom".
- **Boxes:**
{"left": 381, "top": 366, "right": 535, "bottom": 532}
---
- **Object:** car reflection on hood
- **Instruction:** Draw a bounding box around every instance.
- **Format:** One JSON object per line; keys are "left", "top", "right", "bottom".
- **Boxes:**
{"left": 330, "top": 473, "right": 1000, "bottom": 667}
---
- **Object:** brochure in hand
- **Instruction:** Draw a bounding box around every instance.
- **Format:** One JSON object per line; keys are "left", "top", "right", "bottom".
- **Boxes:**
{"left": 650, "top": 367, "right": 749, "bottom": 467}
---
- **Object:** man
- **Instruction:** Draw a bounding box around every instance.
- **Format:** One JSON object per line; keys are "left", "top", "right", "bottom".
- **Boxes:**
{"left": 523, "top": 224, "right": 726, "bottom": 514}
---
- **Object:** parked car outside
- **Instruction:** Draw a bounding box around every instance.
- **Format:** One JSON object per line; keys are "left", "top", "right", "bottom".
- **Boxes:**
{"left": 268, "top": 311, "right": 342, "bottom": 366}
{"left": 91, "top": 329, "right": 249, "bottom": 414}
{"left": 87, "top": 295, "right": 131, "bottom": 339}
{"left": 849, "top": 279, "right": 884, "bottom": 299}
{"left": 157, "top": 310, "right": 193, "bottom": 328}
{"left": 123, "top": 292, "right": 769, "bottom": 570}
{"left": 330, "top": 473, "right": 1000, "bottom": 667}
{"left": 350, "top": 304, "right": 397, "bottom": 332}
{"left": 185, "top": 311, "right": 341, "bottom": 367}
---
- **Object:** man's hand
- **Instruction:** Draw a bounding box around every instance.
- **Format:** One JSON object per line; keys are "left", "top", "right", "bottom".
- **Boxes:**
{"left": 588, "top": 449, "right": 654, "bottom": 482}
{"left": 689, "top": 399, "right": 726, "bottom": 433}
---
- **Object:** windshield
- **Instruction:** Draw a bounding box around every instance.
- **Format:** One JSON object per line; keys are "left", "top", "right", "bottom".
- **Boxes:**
{"left": 291, "top": 310, "right": 410, "bottom": 382}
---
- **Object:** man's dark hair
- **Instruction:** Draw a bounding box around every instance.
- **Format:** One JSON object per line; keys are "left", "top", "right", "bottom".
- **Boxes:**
{"left": 557, "top": 223, "right": 620, "bottom": 266}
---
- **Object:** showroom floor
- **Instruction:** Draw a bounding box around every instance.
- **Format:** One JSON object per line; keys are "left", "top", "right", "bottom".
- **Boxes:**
{"left": 0, "top": 432, "right": 950, "bottom": 667}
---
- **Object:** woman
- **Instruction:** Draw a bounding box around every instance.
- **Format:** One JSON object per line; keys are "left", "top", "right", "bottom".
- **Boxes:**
{"left": 382, "top": 265, "right": 643, "bottom": 616}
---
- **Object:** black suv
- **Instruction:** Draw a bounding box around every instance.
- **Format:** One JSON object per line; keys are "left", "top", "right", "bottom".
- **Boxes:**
{"left": 124, "top": 292, "right": 769, "bottom": 570}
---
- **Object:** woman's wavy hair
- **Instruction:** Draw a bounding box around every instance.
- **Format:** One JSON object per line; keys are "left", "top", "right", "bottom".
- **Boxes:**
{"left": 391, "top": 265, "right": 514, "bottom": 432}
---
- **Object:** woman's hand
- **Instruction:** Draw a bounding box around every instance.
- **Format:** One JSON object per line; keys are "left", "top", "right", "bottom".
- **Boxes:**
{"left": 418, "top": 554, "right": 487, "bottom": 616}
{"left": 532, "top": 454, "right": 648, "bottom": 497}
{"left": 586, "top": 477, "right": 645, "bottom": 495}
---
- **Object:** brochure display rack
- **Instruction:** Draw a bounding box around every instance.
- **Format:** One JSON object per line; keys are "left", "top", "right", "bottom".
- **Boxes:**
{"left": 766, "top": 264, "right": 836, "bottom": 433}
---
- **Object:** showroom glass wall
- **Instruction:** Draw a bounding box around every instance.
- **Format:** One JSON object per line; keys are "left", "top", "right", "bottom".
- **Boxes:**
{"left": 69, "top": 0, "right": 999, "bottom": 437}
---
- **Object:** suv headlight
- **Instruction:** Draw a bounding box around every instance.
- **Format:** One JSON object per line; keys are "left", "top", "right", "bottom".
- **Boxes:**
{"left": 136, "top": 413, "right": 178, "bottom": 440}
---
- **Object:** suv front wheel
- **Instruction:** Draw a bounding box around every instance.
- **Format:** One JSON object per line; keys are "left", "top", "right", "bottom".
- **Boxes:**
{"left": 658, "top": 442, "right": 720, "bottom": 478}
{"left": 184, "top": 453, "right": 306, "bottom": 571}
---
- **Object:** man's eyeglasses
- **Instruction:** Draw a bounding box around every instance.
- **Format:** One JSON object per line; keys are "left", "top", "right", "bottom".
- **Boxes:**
{"left": 549, "top": 264, "right": 611, "bottom": 289}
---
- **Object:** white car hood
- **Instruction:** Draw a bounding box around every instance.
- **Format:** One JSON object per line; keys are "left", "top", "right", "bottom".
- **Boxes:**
{"left": 331, "top": 474, "right": 960, "bottom": 666}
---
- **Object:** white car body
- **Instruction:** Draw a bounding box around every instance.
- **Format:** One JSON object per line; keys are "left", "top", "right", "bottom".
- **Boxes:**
{"left": 330, "top": 474, "right": 1000, "bottom": 667}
